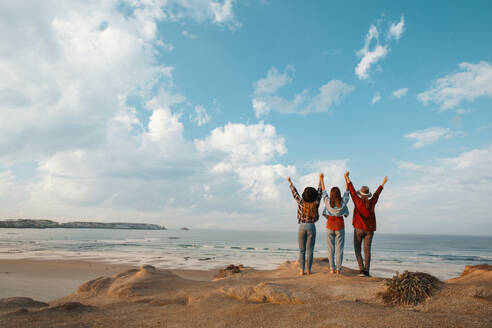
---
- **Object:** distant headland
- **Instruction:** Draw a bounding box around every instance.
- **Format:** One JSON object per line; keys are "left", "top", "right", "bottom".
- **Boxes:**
{"left": 0, "top": 219, "right": 166, "bottom": 230}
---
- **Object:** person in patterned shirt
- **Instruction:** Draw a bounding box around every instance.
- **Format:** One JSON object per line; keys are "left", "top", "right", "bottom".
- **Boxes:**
{"left": 287, "top": 173, "right": 323, "bottom": 276}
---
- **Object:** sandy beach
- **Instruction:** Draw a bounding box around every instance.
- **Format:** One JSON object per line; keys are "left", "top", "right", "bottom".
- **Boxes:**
{"left": 0, "top": 260, "right": 217, "bottom": 301}
{"left": 0, "top": 258, "right": 490, "bottom": 328}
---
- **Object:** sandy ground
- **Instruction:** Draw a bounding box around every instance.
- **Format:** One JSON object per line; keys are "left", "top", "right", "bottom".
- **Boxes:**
{"left": 0, "top": 260, "right": 136, "bottom": 301}
{"left": 0, "top": 258, "right": 490, "bottom": 328}
{"left": 0, "top": 260, "right": 217, "bottom": 301}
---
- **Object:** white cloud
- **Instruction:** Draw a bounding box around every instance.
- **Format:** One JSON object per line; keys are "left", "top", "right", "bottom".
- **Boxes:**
{"left": 146, "top": 88, "right": 186, "bottom": 109}
{"left": 0, "top": 0, "right": 234, "bottom": 163}
{"left": 392, "top": 87, "right": 408, "bottom": 98}
{"left": 26, "top": 107, "right": 196, "bottom": 211}
{"left": 397, "top": 161, "right": 423, "bottom": 171}
{"left": 301, "top": 160, "right": 348, "bottom": 190}
{"left": 181, "top": 30, "right": 197, "bottom": 39}
{"left": 195, "top": 121, "right": 286, "bottom": 166}
{"left": 355, "top": 25, "right": 388, "bottom": 80}
{"left": 143, "top": 107, "right": 184, "bottom": 147}
{"left": 252, "top": 98, "right": 271, "bottom": 118}
{"left": 209, "top": 0, "right": 235, "bottom": 25}
{"left": 191, "top": 105, "right": 211, "bottom": 126}
{"left": 383, "top": 145, "right": 492, "bottom": 235}
{"left": 371, "top": 93, "right": 381, "bottom": 104}
{"left": 444, "top": 146, "right": 492, "bottom": 169}
{"left": 0, "top": 170, "right": 21, "bottom": 211}
{"left": 195, "top": 121, "right": 294, "bottom": 201}
{"left": 355, "top": 15, "right": 405, "bottom": 80}
{"left": 388, "top": 15, "right": 405, "bottom": 41}
{"left": 418, "top": 61, "right": 492, "bottom": 110}
{"left": 236, "top": 164, "right": 296, "bottom": 201}
{"left": 456, "top": 108, "right": 471, "bottom": 115}
{"left": 404, "top": 127, "right": 452, "bottom": 148}
{"left": 158, "top": 0, "right": 241, "bottom": 30}
{"left": 252, "top": 66, "right": 354, "bottom": 117}
{"left": 253, "top": 66, "right": 293, "bottom": 96}
{"left": 0, "top": 0, "right": 291, "bottom": 230}
{"left": 0, "top": 0, "right": 227, "bottom": 164}
{"left": 304, "top": 80, "right": 355, "bottom": 113}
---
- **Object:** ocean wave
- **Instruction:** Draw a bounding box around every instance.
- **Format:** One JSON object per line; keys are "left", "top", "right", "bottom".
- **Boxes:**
{"left": 417, "top": 253, "right": 492, "bottom": 262}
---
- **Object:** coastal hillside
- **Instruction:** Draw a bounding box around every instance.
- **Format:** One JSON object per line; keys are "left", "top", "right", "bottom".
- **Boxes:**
{"left": 0, "top": 260, "right": 489, "bottom": 328}
{"left": 0, "top": 219, "right": 166, "bottom": 230}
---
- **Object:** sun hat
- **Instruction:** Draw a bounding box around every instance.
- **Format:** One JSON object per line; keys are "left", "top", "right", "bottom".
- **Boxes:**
{"left": 357, "top": 186, "right": 372, "bottom": 198}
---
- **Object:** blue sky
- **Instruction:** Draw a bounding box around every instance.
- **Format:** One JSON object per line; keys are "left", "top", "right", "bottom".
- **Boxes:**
{"left": 0, "top": 0, "right": 491, "bottom": 235}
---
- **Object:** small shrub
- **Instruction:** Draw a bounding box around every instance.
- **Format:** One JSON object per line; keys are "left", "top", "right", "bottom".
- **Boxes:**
{"left": 381, "top": 270, "right": 442, "bottom": 306}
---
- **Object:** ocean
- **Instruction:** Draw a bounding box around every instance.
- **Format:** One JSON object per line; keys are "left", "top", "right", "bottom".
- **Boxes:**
{"left": 0, "top": 228, "right": 490, "bottom": 280}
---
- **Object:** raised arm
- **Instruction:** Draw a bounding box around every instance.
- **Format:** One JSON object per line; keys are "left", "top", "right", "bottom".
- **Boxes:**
{"left": 345, "top": 171, "right": 358, "bottom": 201}
{"left": 344, "top": 171, "right": 351, "bottom": 187}
{"left": 372, "top": 176, "right": 388, "bottom": 205}
{"left": 287, "top": 177, "right": 302, "bottom": 204}
{"left": 317, "top": 173, "right": 323, "bottom": 201}
{"left": 320, "top": 173, "right": 326, "bottom": 191}
{"left": 321, "top": 173, "right": 330, "bottom": 208}
{"left": 341, "top": 189, "right": 350, "bottom": 206}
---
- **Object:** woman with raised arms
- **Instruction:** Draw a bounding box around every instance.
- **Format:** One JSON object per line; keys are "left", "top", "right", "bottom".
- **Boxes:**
{"left": 344, "top": 171, "right": 388, "bottom": 277}
{"left": 287, "top": 174, "right": 323, "bottom": 276}
{"left": 320, "top": 175, "right": 350, "bottom": 275}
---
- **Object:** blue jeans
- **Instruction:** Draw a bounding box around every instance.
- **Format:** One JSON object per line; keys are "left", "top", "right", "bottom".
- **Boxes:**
{"left": 326, "top": 229, "right": 345, "bottom": 271}
{"left": 298, "top": 223, "right": 316, "bottom": 272}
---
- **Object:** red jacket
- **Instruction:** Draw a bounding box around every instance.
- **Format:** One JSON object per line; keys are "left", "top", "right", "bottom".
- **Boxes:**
{"left": 348, "top": 182, "right": 383, "bottom": 232}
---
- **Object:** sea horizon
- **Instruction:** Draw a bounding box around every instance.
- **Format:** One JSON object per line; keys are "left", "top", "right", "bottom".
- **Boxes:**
{"left": 2, "top": 219, "right": 490, "bottom": 237}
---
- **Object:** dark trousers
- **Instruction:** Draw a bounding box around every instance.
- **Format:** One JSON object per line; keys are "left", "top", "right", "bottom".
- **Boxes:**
{"left": 354, "top": 228, "right": 374, "bottom": 272}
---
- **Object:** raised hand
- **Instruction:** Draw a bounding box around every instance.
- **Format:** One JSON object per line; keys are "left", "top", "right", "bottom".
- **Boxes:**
{"left": 287, "top": 176, "right": 292, "bottom": 184}
{"left": 382, "top": 176, "right": 388, "bottom": 186}
{"left": 344, "top": 171, "right": 351, "bottom": 185}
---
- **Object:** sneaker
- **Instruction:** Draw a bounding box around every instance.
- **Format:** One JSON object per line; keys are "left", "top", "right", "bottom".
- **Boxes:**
{"left": 358, "top": 270, "right": 365, "bottom": 277}
{"left": 363, "top": 270, "right": 371, "bottom": 277}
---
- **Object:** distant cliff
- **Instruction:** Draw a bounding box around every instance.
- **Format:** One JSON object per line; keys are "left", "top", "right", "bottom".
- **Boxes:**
{"left": 0, "top": 219, "right": 166, "bottom": 230}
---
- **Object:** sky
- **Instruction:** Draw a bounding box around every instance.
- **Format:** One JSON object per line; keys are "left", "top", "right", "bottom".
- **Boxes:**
{"left": 0, "top": 0, "right": 491, "bottom": 235}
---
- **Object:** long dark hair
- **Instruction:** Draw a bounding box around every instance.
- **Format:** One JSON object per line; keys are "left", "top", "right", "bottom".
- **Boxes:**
{"left": 329, "top": 187, "right": 342, "bottom": 208}
{"left": 302, "top": 187, "right": 317, "bottom": 203}
{"left": 361, "top": 196, "right": 370, "bottom": 210}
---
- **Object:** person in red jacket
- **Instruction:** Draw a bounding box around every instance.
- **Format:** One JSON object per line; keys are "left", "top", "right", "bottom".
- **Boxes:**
{"left": 344, "top": 171, "right": 388, "bottom": 277}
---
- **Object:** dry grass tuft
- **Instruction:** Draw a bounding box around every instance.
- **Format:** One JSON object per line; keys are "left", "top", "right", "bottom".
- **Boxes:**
{"left": 381, "top": 270, "right": 442, "bottom": 306}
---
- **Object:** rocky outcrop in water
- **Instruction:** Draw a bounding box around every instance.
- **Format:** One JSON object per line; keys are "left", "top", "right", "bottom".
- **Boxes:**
{"left": 0, "top": 219, "right": 166, "bottom": 230}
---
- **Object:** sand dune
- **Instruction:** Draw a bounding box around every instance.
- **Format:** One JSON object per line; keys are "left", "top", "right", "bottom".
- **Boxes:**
{"left": 0, "top": 259, "right": 490, "bottom": 327}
